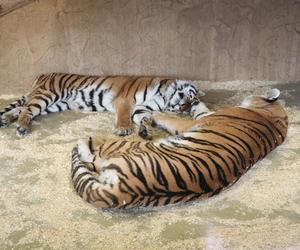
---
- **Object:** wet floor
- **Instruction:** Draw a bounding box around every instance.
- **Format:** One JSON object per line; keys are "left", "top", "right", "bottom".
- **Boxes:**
{"left": 0, "top": 81, "right": 299, "bottom": 249}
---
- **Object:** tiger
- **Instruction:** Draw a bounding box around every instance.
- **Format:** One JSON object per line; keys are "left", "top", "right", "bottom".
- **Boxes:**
{"left": 71, "top": 88, "right": 288, "bottom": 209}
{"left": 0, "top": 73, "right": 208, "bottom": 138}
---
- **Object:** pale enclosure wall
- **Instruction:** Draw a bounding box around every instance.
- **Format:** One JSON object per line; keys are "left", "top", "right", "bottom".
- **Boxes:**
{"left": 0, "top": 0, "right": 299, "bottom": 94}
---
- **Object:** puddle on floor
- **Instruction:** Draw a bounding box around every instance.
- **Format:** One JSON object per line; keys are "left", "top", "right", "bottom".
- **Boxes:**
{"left": 0, "top": 81, "right": 299, "bottom": 249}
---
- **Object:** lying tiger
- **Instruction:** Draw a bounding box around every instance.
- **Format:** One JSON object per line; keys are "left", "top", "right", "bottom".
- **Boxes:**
{"left": 0, "top": 73, "right": 208, "bottom": 138}
{"left": 71, "top": 89, "right": 288, "bottom": 209}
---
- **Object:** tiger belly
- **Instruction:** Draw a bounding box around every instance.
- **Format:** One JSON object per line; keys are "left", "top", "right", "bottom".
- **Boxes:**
{"left": 67, "top": 88, "right": 114, "bottom": 112}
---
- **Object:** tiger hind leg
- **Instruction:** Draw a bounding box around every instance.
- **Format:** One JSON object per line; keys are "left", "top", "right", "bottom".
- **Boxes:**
{"left": 16, "top": 93, "right": 70, "bottom": 135}
{"left": 0, "top": 96, "right": 27, "bottom": 128}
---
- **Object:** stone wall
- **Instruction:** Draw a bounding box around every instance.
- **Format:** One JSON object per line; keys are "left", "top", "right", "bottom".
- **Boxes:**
{"left": 0, "top": 0, "right": 299, "bottom": 94}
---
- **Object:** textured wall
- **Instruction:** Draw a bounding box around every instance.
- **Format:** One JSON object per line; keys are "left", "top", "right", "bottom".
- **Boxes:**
{"left": 0, "top": 0, "right": 299, "bottom": 94}
{"left": 0, "top": 0, "right": 34, "bottom": 17}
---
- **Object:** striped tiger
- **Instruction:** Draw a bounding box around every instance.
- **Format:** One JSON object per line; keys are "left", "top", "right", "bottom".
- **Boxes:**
{"left": 0, "top": 73, "right": 208, "bottom": 138}
{"left": 71, "top": 89, "right": 288, "bottom": 209}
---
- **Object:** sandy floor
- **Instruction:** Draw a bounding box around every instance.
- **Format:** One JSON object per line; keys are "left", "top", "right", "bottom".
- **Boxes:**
{"left": 0, "top": 81, "right": 299, "bottom": 249}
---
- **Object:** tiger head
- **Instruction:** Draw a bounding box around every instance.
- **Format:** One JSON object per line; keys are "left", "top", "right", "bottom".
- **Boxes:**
{"left": 165, "top": 80, "right": 205, "bottom": 113}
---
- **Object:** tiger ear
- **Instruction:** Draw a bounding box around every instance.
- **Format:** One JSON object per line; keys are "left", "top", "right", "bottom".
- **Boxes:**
{"left": 265, "top": 88, "right": 280, "bottom": 102}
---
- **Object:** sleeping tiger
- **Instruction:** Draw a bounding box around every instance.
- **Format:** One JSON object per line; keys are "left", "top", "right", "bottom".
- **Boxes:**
{"left": 0, "top": 73, "right": 208, "bottom": 138}
{"left": 71, "top": 88, "right": 288, "bottom": 209}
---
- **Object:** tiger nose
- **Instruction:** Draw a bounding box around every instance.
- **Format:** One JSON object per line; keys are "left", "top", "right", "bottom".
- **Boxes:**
{"left": 178, "top": 92, "right": 184, "bottom": 98}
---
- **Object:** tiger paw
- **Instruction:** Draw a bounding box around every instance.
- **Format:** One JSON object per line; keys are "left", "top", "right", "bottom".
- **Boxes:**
{"left": 138, "top": 125, "right": 152, "bottom": 140}
{"left": 113, "top": 127, "right": 133, "bottom": 136}
{"left": 98, "top": 170, "right": 120, "bottom": 185}
{"left": 138, "top": 117, "right": 153, "bottom": 140}
{"left": 16, "top": 125, "right": 30, "bottom": 136}
{"left": 0, "top": 115, "right": 9, "bottom": 128}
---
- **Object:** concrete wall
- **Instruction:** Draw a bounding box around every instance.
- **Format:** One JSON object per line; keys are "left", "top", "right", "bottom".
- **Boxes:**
{"left": 0, "top": 0, "right": 299, "bottom": 94}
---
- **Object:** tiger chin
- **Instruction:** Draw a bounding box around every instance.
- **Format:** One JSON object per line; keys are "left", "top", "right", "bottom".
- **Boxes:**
{"left": 0, "top": 73, "right": 208, "bottom": 138}
{"left": 71, "top": 88, "right": 288, "bottom": 209}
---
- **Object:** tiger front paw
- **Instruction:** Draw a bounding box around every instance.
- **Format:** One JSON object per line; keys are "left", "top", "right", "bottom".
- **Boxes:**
{"left": 113, "top": 127, "right": 133, "bottom": 136}
{"left": 16, "top": 125, "right": 30, "bottom": 136}
{"left": 98, "top": 170, "right": 120, "bottom": 185}
{"left": 0, "top": 115, "right": 9, "bottom": 128}
{"left": 138, "top": 117, "right": 153, "bottom": 140}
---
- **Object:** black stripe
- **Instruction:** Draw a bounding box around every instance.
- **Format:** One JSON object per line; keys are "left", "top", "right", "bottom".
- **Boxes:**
{"left": 125, "top": 78, "right": 140, "bottom": 97}
{"left": 198, "top": 129, "right": 254, "bottom": 166}
{"left": 229, "top": 124, "right": 262, "bottom": 161}
{"left": 131, "top": 109, "right": 151, "bottom": 120}
{"left": 49, "top": 74, "right": 62, "bottom": 103}
{"left": 192, "top": 161, "right": 213, "bottom": 193}
{"left": 74, "top": 172, "right": 92, "bottom": 193}
{"left": 71, "top": 164, "right": 83, "bottom": 179}
{"left": 208, "top": 156, "right": 229, "bottom": 186}
{"left": 233, "top": 123, "right": 269, "bottom": 158}
{"left": 162, "top": 150, "right": 197, "bottom": 182}
{"left": 98, "top": 90, "right": 104, "bottom": 108}
{"left": 164, "top": 197, "right": 172, "bottom": 205}
{"left": 157, "top": 142, "right": 215, "bottom": 180}
{"left": 155, "top": 79, "right": 168, "bottom": 95}
{"left": 54, "top": 103, "right": 62, "bottom": 112}
{"left": 61, "top": 101, "right": 70, "bottom": 110}
{"left": 169, "top": 139, "right": 234, "bottom": 176}
{"left": 104, "top": 163, "right": 129, "bottom": 179}
{"left": 143, "top": 85, "right": 148, "bottom": 102}
{"left": 29, "top": 103, "right": 42, "bottom": 113}
{"left": 194, "top": 112, "right": 208, "bottom": 119}
{"left": 154, "top": 100, "right": 162, "bottom": 111}
{"left": 78, "top": 177, "right": 96, "bottom": 195}
{"left": 200, "top": 129, "right": 249, "bottom": 156}
{"left": 80, "top": 90, "right": 89, "bottom": 107}
{"left": 145, "top": 105, "right": 154, "bottom": 111}
{"left": 214, "top": 113, "right": 279, "bottom": 148}
{"left": 94, "top": 188, "right": 111, "bottom": 206}
{"left": 60, "top": 74, "right": 74, "bottom": 100}
{"left": 77, "top": 76, "right": 92, "bottom": 89}
{"left": 89, "top": 89, "right": 97, "bottom": 111}
{"left": 238, "top": 108, "right": 285, "bottom": 142}
{"left": 58, "top": 73, "right": 71, "bottom": 92}
{"left": 102, "top": 189, "right": 119, "bottom": 207}
{"left": 102, "top": 141, "right": 118, "bottom": 155}
{"left": 164, "top": 157, "right": 188, "bottom": 190}
{"left": 144, "top": 143, "right": 188, "bottom": 190}
{"left": 32, "top": 95, "right": 50, "bottom": 107}
{"left": 95, "top": 77, "right": 111, "bottom": 92}
{"left": 67, "top": 75, "right": 82, "bottom": 89}
{"left": 119, "top": 179, "right": 138, "bottom": 208}
{"left": 133, "top": 87, "right": 139, "bottom": 103}
{"left": 211, "top": 187, "right": 223, "bottom": 196}
{"left": 177, "top": 136, "right": 241, "bottom": 175}
{"left": 122, "top": 155, "right": 152, "bottom": 192}
{"left": 152, "top": 157, "right": 169, "bottom": 189}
